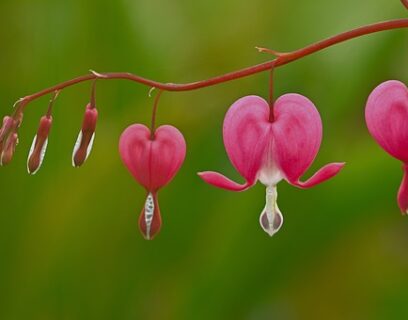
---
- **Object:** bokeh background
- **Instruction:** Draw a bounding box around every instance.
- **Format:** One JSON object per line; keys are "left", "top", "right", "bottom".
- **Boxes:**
{"left": 0, "top": 0, "right": 407, "bottom": 319}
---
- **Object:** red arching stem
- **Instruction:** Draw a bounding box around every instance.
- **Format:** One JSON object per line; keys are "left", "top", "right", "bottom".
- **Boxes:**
{"left": 402, "top": 0, "right": 408, "bottom": 10}
{"left": 150, "top": 90, "right": 163, "bottom": 139}
{"left": 15, "top": 18, "right": 408, "bottom": 107}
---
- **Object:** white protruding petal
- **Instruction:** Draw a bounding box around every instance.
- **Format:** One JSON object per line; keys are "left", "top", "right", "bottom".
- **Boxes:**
{"left": 27, "top": 135, "right": 48, "bottom": 175}
{"left": 144, "top": 193, "right": 155, "bottom": 240}
{"left": 72, "top": 131, "right": 83, "bottom": 167}
{"left": 28, "top": 135, "right": 37, "bottom": 163}
{"left": 71, "top": 131, "right": 95, "bottom": 167}
{"left": 87, "top": 132, "right": 95, "bottom": 160}
{"left": 259, "top": 186, "right": 283, "bottom": 236}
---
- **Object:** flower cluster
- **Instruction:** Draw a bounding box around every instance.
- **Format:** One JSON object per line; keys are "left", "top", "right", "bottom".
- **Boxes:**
{"left": 1, "top": 84, "right": 99, "bottom": 175}
{"left": 1, "top": 2, "right": 407, "bottom": 239}
{"left": 0, "top": 115, "right": 21, "bottom": 166}
{"left": 94, "top": 79, "right": 408, "bottom": 239}
{"left": 1, "top": 78, "right": 407, "bottom": 240}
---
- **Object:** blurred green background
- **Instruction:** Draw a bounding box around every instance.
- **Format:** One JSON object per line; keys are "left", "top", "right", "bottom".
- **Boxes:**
{"left": 0, "top": 0, "right": 407, "bottom": 319}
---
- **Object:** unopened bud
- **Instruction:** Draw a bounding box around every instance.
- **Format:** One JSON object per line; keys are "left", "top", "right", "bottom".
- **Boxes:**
{"left": 0, "top": 116, "right": 15, "bottom": 153}
{"left": 72, "top": 103, "right": 98, "bottom": 167}
{"left": 0, "top": 132, "right": 18, "bottom": 166}
{"left": 27, "top": 116, "right": 52, "bottom": 175}
{"left": 0, "top": 116, "right": 14, "bottom": 139}
{"left": 0, "top": 115, "right": 19, "bottom": 166}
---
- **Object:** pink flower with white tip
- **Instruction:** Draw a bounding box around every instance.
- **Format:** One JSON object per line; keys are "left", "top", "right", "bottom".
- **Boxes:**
{"left": 365, "top": 80, "right": 408, "bottom": 214}
{"left": 199, "top": 95, "right": 345, "bottom": 236}
{"left": 119, "top": 124, "right": 186, "bottom": 240}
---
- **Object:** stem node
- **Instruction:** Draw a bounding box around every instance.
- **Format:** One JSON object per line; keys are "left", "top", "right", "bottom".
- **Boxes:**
{"left": 256, "top": 46, "right": 288, "bottom": 57}
{"left": 89, "top": 69, "right": 108, "bottom": 79}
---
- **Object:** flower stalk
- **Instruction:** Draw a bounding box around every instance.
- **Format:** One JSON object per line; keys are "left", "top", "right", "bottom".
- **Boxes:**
{"left": 10, "top": 18, "right": 408, "bottom": 109}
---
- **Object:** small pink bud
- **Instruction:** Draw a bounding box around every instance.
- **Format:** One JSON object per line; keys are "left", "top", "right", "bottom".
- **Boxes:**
{"left": 0, "top": 116, "right": 15, "bottom": 154}
{"left": 27, "top": 116, "right": 52, "bottom": 175}
{"left": 72, "top": 103, "right": 98, "bottom": 167}
{"left": 0, "top": 116, "right": 14, "bottom": 139}
{"left": 1, "top": 132, "right": 18, "bottom": 166}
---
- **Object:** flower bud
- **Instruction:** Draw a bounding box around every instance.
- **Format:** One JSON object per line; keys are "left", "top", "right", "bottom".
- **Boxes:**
{"left": 0, "top": 132, "right": 18, "bottom": 166}
{"left": 0, "top": 116, "right": 15, "bottom": 154}
{"left": 27, "top": 116, "right": 52, "bottom": 175}
{"left": 72, "top": 103, "right": 98, "bottom": 167}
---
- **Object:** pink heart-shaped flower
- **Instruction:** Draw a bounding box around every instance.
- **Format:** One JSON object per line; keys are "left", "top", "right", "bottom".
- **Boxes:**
{"left": 365, "top": 80, "right": 408, "bottom": 214}
{"left": 199, "top": 95, "right": 344, "bottom": 236}
{"left": 119, "top": 124, "right": 186, "bottom": 239}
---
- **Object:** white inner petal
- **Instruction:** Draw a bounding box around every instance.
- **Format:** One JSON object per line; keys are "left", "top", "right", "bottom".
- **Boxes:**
{"left": 71, "top": 131, "right": 95, "bottom": 167}
{"left": 72, "top": 131, "right": 83, "bottom": 167}
{"left": 27, "top": 135, "right": 37, "bottom": 166}
{"left": 257, "top": 138, "right": 283, "bottom": 187}
{"left": 258, "top": 165, "right": 283, "bottom": 187}
{"left": 86, "top": 132, "right": 95, "bottom": 161}
{"left": 144, "top": 193, "right": 155, "bottom": 240}
{"left": 27, "top": 135, "right": 48, "bottom": 175}
{"left": 259, "top": 186, "right": 284, "bottom": 237}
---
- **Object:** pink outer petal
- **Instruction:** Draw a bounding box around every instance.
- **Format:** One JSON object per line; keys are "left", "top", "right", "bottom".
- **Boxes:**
{"left": 398, "top": 164, "right": 408, "bottom": 215}
{"left": 119, "top": 124, "right": 186, "bottom": 191}
{"left": 223, "top": 95, "right": 271, "bottom": 184}
{"left": 271, "top": 93, "right": 343, "bottom": 187}
{"left": 289, "top": 162, "right": 345, "bottom": 189}
{"left": 365, "top": 80, "right": 408, "bottom": 162}
{"left": 198, "top": 171, "right": 253, "bottom": 191}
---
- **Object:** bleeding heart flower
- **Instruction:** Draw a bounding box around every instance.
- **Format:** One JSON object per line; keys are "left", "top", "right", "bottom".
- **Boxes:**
{"left": 199, "top": 95, "right": 344, "bottom": 236}
{"left": 119, "top": 124, "right": 186, "bottom": 240}
{"left": 365, "top": 80, "right": 408, "bottom": 214}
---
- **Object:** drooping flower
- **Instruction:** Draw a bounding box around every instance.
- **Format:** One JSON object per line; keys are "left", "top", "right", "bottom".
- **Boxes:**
{"left": 1, "top": 132, "right": 18, "bottom": 166}
{"left": 199, "top": 95, "right": 344, "bottom": 236}
{"left": 27, "top": 115, "right": 52, "bottom": 174}
{"left": 119, "top": 124, "right": 186, "bottom": 240}
{"left": 27, "top": 91, "right": 58, "bottom": 174}
{"left": 365, "top": 80, "right": 408, "bottom": 214}
{"left": 72, "top": 103, "right": 98, "bottom": 167}
{"left": 0, "top": 115, "right": 20, "bottom": 166}
{"left": 0, "top": 116, "right": 15, "bottom": 155}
